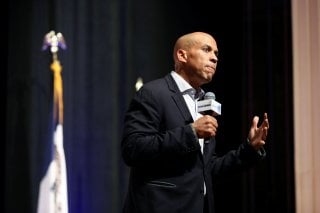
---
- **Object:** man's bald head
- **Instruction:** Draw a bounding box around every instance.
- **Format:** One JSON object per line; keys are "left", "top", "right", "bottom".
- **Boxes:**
{"left": 173, "top": 32, "right": 214, "bottom": 62}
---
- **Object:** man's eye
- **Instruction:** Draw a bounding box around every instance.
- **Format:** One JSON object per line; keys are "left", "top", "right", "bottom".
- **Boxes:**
{"left": 203, "top": 47, "right": 210, "bottom": 52}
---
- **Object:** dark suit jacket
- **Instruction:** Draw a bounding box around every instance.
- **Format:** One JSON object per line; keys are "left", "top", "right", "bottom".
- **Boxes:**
{"left": 121, "top": 73, "right": 264, "bottom": 213}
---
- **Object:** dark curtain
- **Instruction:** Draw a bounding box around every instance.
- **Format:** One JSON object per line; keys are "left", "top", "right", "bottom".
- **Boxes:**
{"left": 6, "top": 0, "right": 294, "bottom": 213}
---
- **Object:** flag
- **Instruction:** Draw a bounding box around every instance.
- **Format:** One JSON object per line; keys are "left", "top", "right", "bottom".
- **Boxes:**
{"left": 37, "top": 58, "right": 69, "bottom": 213}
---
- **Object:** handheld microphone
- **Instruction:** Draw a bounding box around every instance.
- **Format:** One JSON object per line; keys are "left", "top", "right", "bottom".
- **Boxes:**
{"left": 197, "top": 92, "right": 221, "bottom": 116}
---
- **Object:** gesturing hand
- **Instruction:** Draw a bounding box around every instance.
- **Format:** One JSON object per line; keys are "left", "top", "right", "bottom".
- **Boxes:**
{"left": 247, "top": 113, "right": 269, "bottom": 150}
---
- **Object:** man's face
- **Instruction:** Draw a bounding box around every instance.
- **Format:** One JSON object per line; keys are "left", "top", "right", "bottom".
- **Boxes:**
{"left": 185, "top": 35, "right": 219, "bottom": 87}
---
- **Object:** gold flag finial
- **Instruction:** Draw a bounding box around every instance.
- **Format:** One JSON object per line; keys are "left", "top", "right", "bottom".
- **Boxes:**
{"left": 42, "top": 30, "right": 67, "bottom": 60}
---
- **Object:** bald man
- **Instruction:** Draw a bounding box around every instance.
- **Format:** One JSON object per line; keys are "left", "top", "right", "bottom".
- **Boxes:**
{"left": 121, "top": 32, "right": 269, "bottom": 213}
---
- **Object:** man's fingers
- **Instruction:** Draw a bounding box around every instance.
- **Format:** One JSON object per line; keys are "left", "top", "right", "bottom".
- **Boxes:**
{"left": 263, "top": 113, "right": 269, "bottom": 129}
{"left": 262, "top": 127, "right": 268, "bottom": 140}
{"left": 251, "top": 116, "right": 259, "bottom": 129}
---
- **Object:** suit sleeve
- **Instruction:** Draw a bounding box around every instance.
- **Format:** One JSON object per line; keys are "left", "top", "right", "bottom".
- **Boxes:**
{"left": 209, "top": 139, "right": 266, "bottom": 176}
{"left": 121, "top": 87, "right": 201, "bottom": 167}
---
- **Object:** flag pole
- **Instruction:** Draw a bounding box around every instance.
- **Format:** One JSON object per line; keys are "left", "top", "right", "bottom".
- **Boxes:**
{"left": 37, "top": 30, "right": 68, "bottom": 213}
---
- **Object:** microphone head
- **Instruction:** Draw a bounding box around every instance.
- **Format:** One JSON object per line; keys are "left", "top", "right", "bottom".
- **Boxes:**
{"left": 197, "top": 91, "right": 221, "bottom": 116}
{"left": 204, "top": 92, "right": 216, "bottom": 100}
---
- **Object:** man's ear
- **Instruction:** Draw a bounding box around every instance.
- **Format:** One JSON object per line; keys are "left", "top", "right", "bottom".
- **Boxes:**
{"left": 177, "top": 49, "right": 187, "bottom": 63}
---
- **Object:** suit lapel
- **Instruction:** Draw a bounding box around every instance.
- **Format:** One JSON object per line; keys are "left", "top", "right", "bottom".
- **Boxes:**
{"left": 165, "top": 74, "right": 206, "bottom": 162}
{"left": 165, "top": 74, "right": 193, "bottom": 123}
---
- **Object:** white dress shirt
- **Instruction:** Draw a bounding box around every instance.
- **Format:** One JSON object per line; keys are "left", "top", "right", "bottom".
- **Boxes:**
{"left": 170, "top": 71, "right": 207, "bottom": 194}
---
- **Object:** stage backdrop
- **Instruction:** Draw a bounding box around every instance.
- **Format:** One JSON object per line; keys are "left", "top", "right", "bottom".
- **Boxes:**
{"left": 6, "top": 0, "right": 294, "bottom": 212}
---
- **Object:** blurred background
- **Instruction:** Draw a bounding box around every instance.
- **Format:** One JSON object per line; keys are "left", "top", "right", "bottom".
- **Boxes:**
{"left": 5, "top": 0, "right": 319, "bottom": 212}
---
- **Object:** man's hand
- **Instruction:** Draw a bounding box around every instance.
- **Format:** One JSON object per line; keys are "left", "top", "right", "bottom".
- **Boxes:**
{"left": 192, "top": 115, "right": 218, "bottom": 138}
{"left": 247, "top": 113, "right": 269, "bottom": 150}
